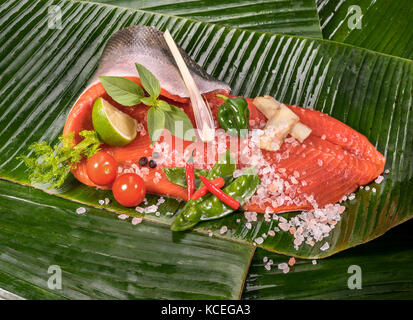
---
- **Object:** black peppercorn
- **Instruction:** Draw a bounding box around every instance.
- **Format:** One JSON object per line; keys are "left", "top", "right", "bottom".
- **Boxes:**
{"left": 139, "top": 157, "right": 148, "bottom": 166}
{"left": 149, "top": 160, "right": 157, "bottom": 168}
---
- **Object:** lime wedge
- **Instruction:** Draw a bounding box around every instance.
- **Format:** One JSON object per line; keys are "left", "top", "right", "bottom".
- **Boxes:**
{"left": 92, "top": 97, "right": 138, "bottom": 146}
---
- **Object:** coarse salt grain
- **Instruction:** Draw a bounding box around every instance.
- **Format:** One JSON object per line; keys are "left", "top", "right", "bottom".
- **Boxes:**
{"left": 220, "top": 226, "right": 228, "bottom": 234}
{"left": 279, "top": 222, "right": 290, "bottom": 232}
{"left": 255, "top": 237, "right": 264, "bottom": 244}
{"left": 98, "top": 200, "right": 105, "bottom": 205}
{"left": 76, "top": 207, "right": 86, "bottom": 215}
{"left": 131, "top": 217, "right": 142, "bottom": 225}
{"left": 320, "top": 242, "right": 329, "bottom": 251}
{"left": 312, "top": 260, "right": 317, "bottom": 265}
{"left": 135, "top": 206, "right": 144, "bottom": 213}
{"left": 118, "top": 214, "right": 129, "bottom": 220}
{"left": 375, "top": 175, "right": 384, "bottom": 184}
{"left": 268, "top": 230, "right": 275, "bottom": 237}
{"left": 104, "top": 198, "right": 110, "bottom": 205}
{"left": 278, "top": 263, "right": 288, "bottom": 270}
{"left": 145, "top": 205, "right": 158, "bottom": 213}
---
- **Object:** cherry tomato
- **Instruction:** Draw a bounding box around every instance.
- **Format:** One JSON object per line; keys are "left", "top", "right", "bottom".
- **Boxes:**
{"left": 86, "top": 151, "right": 118, "bottom": 186}
{"left": 112, "top": 173, "right": 146, "bottom": 207}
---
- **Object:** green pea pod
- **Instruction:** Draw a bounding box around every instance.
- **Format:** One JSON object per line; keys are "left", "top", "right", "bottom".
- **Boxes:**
{"left": 171, "top": 150, "right": 237, "bottom": 231}
{"left": 163, "top": 167, "right": 209, "bottom": 189}
{"left": 199, "top": 167, "right": 260, "bottom": 221}
{"left": 170, "top": 167, "right": 260, "bottom": 231}
{"left": 182, "top": 150, "right": 236, "bottom": 221}
{"left": 216, "top": 94, "right": 249, "bottom": 138}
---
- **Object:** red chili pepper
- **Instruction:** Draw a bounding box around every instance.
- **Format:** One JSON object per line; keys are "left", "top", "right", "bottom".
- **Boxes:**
{"left": 199, "top": 175, "right": 240, "bottom": 210}
{"left": 191, "top": 177, "right": 225, "bottom": 200}
{"left": 185, "top": 151, "right": 195, "bottom": 201}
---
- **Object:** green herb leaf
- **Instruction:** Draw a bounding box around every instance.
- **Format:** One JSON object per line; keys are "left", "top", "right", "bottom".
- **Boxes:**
{"left": 140, "top": 96, "right": 156, "bottom": 106}
{"left": 99, "top": 76, "right": 144, "bottom": 106}
{"left": 163, "top": 167, "right": 209, "bottom": 189}
{"left": 163, "top": 105, "right": 195, "bottom": 141}
{"left": 147, "top": 107, "right": 165, "bottom": 144}
{"left": 19, "top": 130, "right": 101, "bottom": 189}
{"left": 157, "top": 100, "right": 172, "bottom": 112}
{"left": 135, "top": 63, "right": 161, "bottom": 99}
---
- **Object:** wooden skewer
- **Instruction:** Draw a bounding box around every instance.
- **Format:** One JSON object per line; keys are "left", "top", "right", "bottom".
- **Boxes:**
{"left": 163, "top": 29, "right": 215, "bottom": 142}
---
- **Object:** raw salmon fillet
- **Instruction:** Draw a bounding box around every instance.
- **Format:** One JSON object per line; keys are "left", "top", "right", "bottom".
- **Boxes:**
{"left": 64, "top": 77, "right": 385, "bottom": 213}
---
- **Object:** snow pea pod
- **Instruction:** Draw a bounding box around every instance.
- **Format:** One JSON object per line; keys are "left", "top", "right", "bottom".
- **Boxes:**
{"left": 198, "top": 167, "right": 260, "bottom": 221}
{"left": 163, "top": 167, "right": 208, "bottom": 189}
{"left": 170, "top": 167, "right": 260, "bottom": 231}
{"left": 216, "top": 94, "right": 249, "bottom": 138}
{"left": 171, "top": 150, "right": 236, "bottom": 231}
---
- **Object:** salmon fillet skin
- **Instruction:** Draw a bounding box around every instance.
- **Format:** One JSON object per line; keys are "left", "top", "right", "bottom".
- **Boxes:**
{"left": 63, "top": 77, "right": 385, "bottom": 214}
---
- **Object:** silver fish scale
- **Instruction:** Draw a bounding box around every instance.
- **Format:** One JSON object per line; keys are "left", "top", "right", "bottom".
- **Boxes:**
{"left": 94, "top": 26, "right": 230, "bottom": 97}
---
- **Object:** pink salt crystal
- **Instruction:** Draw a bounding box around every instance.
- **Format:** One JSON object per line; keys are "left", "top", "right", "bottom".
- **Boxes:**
{"left": 268, "top": 183, "right": 278, "bottom": 193}
{"left": 375, "top": 175, "right": 384, "bottom": 184}
{"left": 289, "top": 227, "right": 296, "bottom": 234}
{"left": 288, "top": 257, "right": 296, "bottom": 267}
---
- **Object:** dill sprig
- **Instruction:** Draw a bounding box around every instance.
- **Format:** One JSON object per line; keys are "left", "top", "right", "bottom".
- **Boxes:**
{"left": 19, "top": 130, "right": 101, "bottom": 189}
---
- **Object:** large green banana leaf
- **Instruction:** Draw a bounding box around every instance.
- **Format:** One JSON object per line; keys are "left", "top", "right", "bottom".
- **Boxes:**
{"left": 317, "top": 0, "right": 413, "bottom": 60}
{"left": 90, "top": 0, "right": 322, "bottom": 37}
{"left": 0, "top": 0, "right": 412, "bottom": 261}
{"left": 0, "top": 179, "right": 254, "bottom": 299}
{"left": 243, "top": 219, "right": 413, "bottom": 299}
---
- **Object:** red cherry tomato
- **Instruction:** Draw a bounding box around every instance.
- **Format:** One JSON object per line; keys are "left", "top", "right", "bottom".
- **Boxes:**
{"left": 112, "top": 173, "right": 146, "bottom": 207}
{"left": 86, "top": 151, "right": 118, "bottom": 186}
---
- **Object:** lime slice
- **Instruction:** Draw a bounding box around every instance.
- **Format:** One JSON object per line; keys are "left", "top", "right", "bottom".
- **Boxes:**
{"left": 92, "top": 97, "right": 138, "bottom": 146}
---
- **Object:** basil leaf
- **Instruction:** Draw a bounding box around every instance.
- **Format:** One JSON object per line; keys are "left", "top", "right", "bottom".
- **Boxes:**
{"left": 141, "top": 96, "right": 156, "bottom": 106}
{"left": 135, "top": 63, "right": 161, "bottom": 99}
{"left": 157, "top": 100, "right": 171, "bottom": 112}
{"left": 163, "top": 105, "right": 195, "bottom": 141}
{"left": 147, "top": 107, "right": 165, "bottom": 144}
{"left": 99, "top": 76, "right": 144, "bottom": 106}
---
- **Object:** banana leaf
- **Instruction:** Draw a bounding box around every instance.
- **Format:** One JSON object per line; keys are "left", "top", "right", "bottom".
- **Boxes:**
{"left": 0, "top": 179, "right": 254, "bottom": 299}
{"left": 0, "top": 0, "right": 412, "bottom": 261}
{"left": 89, "top": 0, "right": 322, "bottom": 37}
{"left": 317, "top": 0, "right": 413, "bottom": 60}
{"left": 243, "top": 219, "right": 413, "bottom": 299}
